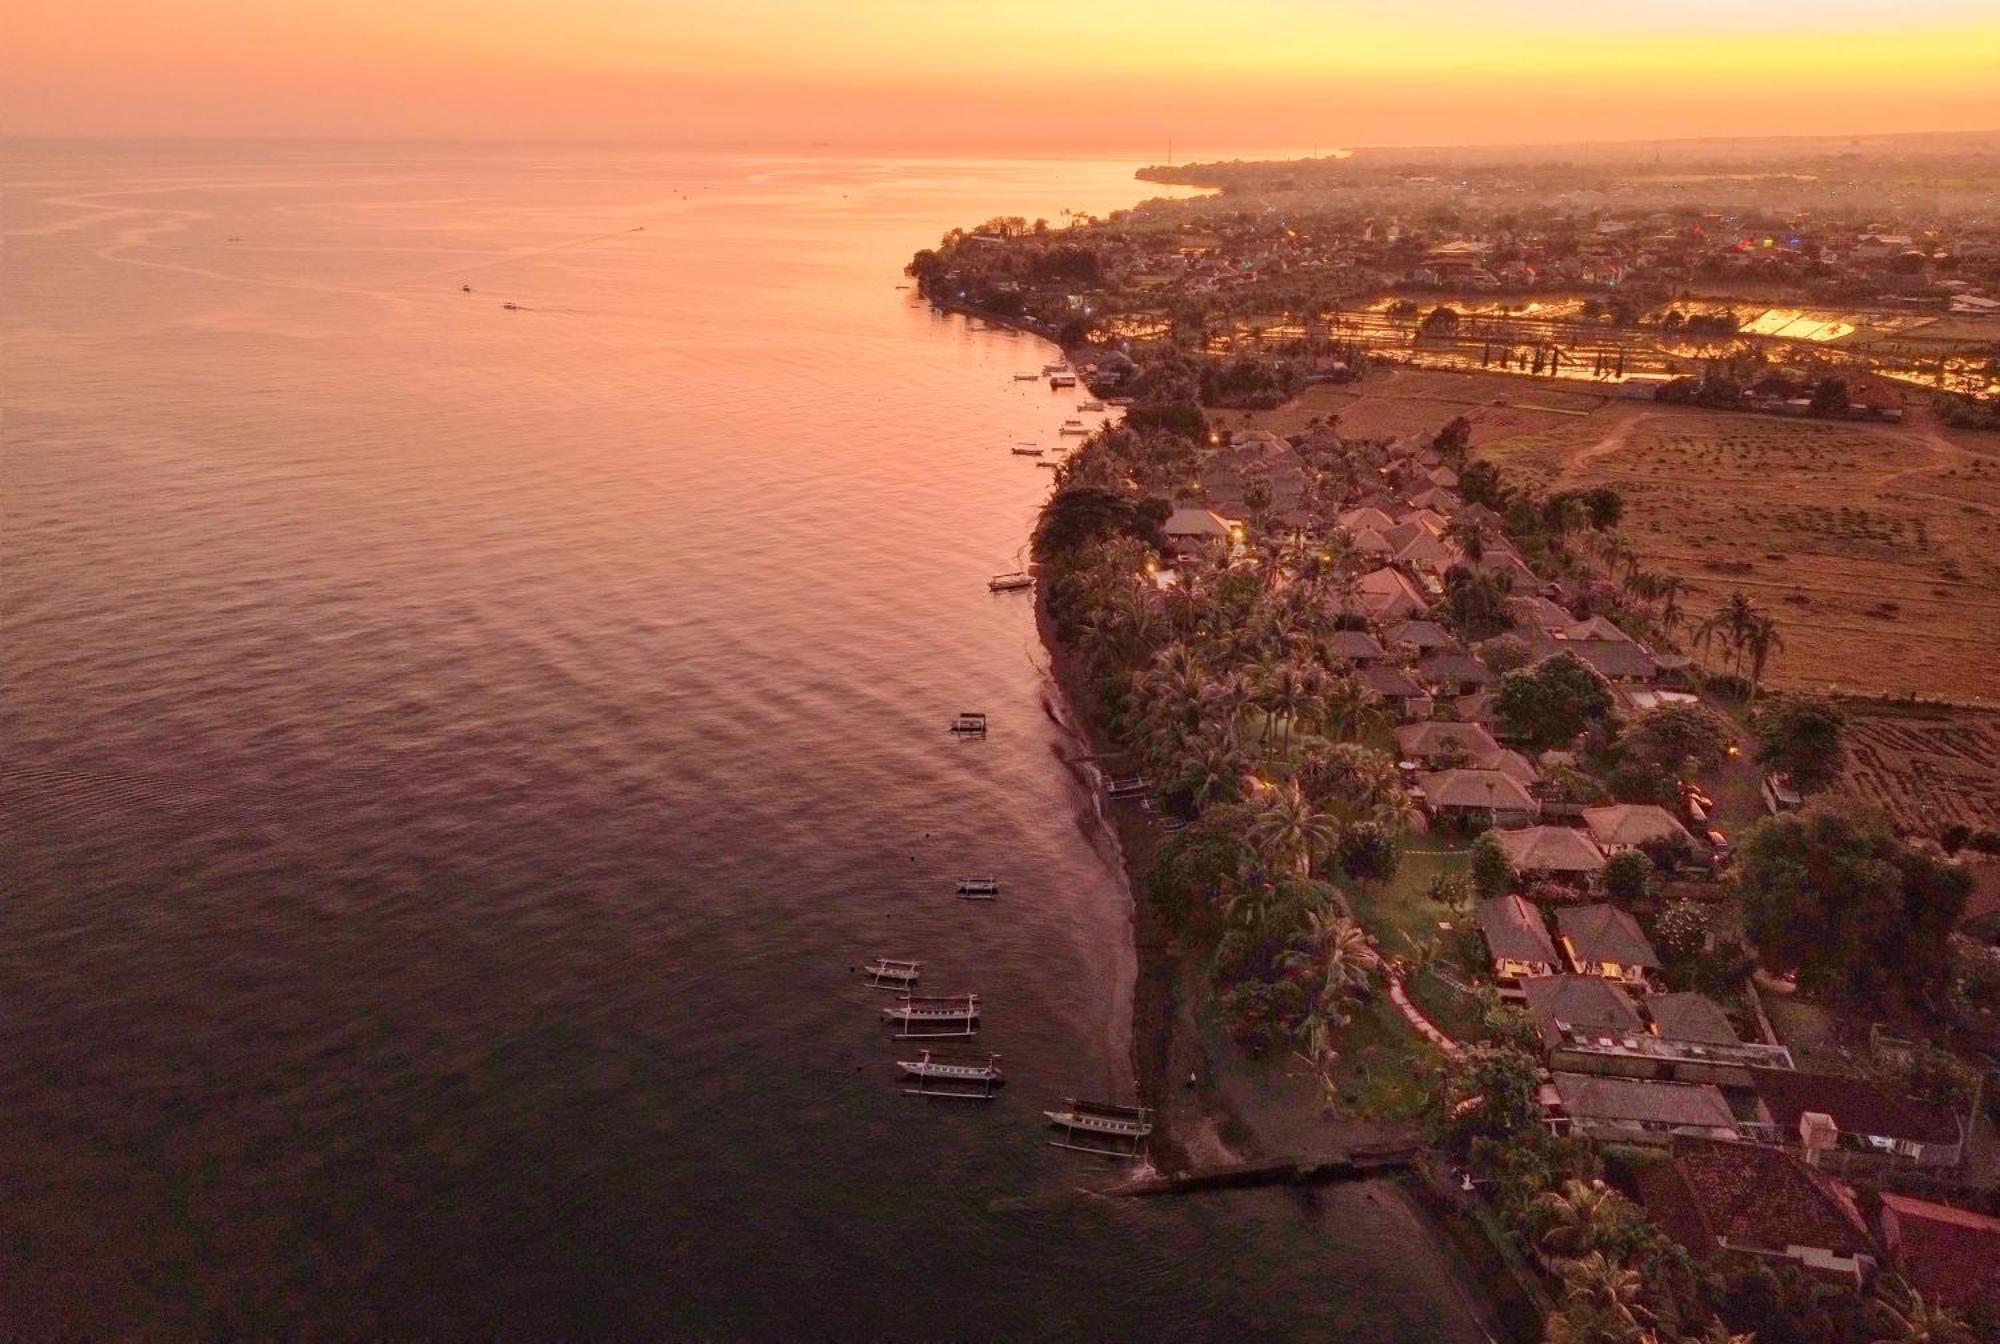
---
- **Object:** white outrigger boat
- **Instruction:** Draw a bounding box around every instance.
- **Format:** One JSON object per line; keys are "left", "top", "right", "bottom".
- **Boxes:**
{"left": 1049, "top": 374, "right": 1078, "bottom": 389}
{"left": 898, "top": 1050, "right": 1005, "bottom": 1100}
{"left": 882, "top": 993, "right": 980, "bottom": 1039}
{"left": 1058, "top": 424, "right": 1089, "bottom": 435}
{"left": 955, "top": 877, "right": 1000, "bottom": 899}
{"left": 860, "top": 957, "right": 920, "bottom": 989}
{"left": 1044, "top": 1099, "right": 1154, "bottom": 1157}
{"left": 1041, "top": 362, "right": 1070, "bottom": 375}
{"left": 949, "top": 711, "right": 987, "bottom": 736}
{"left": 1077, "top": 400, "right": 1106, "bottom": 412}
{"left": 1012, "top": 372, "right": 1041, "bottom": 381}
{"left": 987, "top": 572, "right": 1033, "bottom": 593}
{"left": 1009, "top": 446, "right": 1044, "bottom": 457}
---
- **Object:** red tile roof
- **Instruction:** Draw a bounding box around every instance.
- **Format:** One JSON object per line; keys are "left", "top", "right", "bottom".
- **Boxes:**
{"left": 1635, "top": 1141, "right": 1875, "bottom": 1266}
{"left": 1879, "top": 1193, "right": 2000, "bottom": 1311}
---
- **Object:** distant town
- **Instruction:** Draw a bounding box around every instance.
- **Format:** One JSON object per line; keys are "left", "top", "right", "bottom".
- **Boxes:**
{"left": 917, "top": 133, "right": 2000, "bottom": 1344}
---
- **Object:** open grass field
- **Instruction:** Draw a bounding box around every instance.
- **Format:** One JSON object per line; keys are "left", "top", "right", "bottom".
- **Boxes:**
{"left": 1828, "top": 706, "right": 2000, "bottom": 835}
{"left": 1227, "top": 366, "right": 1610, "bottom": 441}
{"left": 1479, "top": 403, "right": 2000, "bottom": 704}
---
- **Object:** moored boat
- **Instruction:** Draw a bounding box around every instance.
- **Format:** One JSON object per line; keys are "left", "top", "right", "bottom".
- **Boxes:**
{"left": 955, "top": 877, "right": 1000, "bottom": 898}
{"left": 1077, "top": 400, "right": 1106, "bottom": 411}
{"left": 882, "top": 993, "right": 981, "bottom": 1039}
{"left": 1049, "top": 375, "right": 1077, "bottom": 388}
{"left": 1044, "top": 1099, "right": 1153, "bottom": 1156}
{"left": 860, "top": 957, "right": 921, "bottom": 988}
{"left": 1009, "top": 446, "right": 1043, "bottom": 456}
{"left": 987, "top": 572, "right": 1033, "bottom": 592}
{"left": 949, "top": 712, "right": 987, "bottom": 735}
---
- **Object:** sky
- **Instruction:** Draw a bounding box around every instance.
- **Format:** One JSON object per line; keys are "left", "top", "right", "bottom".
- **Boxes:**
{"left": 7, "top": 0, "right": 1999, "bottom": 152}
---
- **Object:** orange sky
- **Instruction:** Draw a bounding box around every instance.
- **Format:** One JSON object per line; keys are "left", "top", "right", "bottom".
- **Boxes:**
{"left": 8, "top": 0, "right": 1998, "bottom": 150}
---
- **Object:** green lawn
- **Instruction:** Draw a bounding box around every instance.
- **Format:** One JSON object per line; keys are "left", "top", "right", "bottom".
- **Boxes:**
{"left": 1349, "top": 843, "right": 1472, "bottom": 960}
{"left": 1331, "top": 997, "right": 1438, "bottom": 1119}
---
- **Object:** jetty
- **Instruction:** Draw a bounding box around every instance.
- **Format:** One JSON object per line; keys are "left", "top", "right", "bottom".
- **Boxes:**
{"left": 1117, "top": 1141, "right": 1421, "bottom": 1196}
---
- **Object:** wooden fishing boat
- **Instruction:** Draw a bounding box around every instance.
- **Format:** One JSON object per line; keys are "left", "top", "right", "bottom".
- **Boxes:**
{"left": 1058, "top": 425, "right": 1089, "bottom": 435}
{"left": 1044, "top": 1099, "right": 1153, "bottom": 1156}
{"left": 1077, "top": 400, "right": 1106, "bottom": 412}
{"left": 898, "top": 1050, "right": 1004, "bottom": 1099}
{"left": 1049, "top": 375, "right": 1078, "bottom": 389}
{"left": 1009, "top": 446, "right": 1043, "bottom": 457}
{"left": 955, "top": 877, "right": 1000, "bottom": 899}
{"left": 882, "top": 993, "right": 980, "bottom": 1038}
{"left": 987, "top": 572, "right": 1033, "bottom": 592}
{"left": 1013, "top": 372, "right": 1041, "bottom": 381}
{"left": 949, "top": 712, "right": 987, "bottom": 736}
{"left": 860, "top": 957, "right": 921, "bottom": 989}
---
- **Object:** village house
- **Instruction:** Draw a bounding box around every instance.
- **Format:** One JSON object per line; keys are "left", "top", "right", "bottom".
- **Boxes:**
{"left": 1581, "top": 804, "right": 1695, "bottom": 855}
{"left": 1543, "top": 1073, "right": 1740, "bottom": 1145}
{"left": 1644, "top": 992, "right": 1740, "bottom": 1046}
{"left": 1556, "top": 903, "right": 1661, "bottom": 986}
{"left": 1349, "top": 566, "right": 1434, "bottom": 622}
{"left": 1416, "top": 651, "right": 1492, "bottom": 697}
{"left": 1417, "top": 767, "right": 1540, "bottom": 829}
{"left": 1747, "top": 1070, "right": 1966, "bottom": 1169}
{"left": 1359, "top": 665, "right": 1431, "bottom": 722}
{"left": 1322, "top": 629, "right": 1387, "bottom": 665}
{"left": 1521, "top": 974, "right": 1644, "bottom": 1049}
{"left": 1633, "top": 1140, "right": 1878, "bottom": 1285}
{"left": 1162, "top": 507, "right": 1239, "bottom": 560}
{"left": 1475, "top": 892, "right": 1563, "bottom": 992}
{"left": 1382, "top": 618, "right": 1454, "bottom": 653}
{"left": 1875, "top": 1193, "right": 2000, "bottom": 1315}
{"left": 1494, "top": 825, "right": 1607, "bottom": 882}
{"left": 1394, "top": 720, "right": 1502, "bottom": 766}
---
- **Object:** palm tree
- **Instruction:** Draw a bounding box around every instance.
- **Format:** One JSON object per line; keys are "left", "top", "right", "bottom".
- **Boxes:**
{"left": 1320, "top": 673, "right": 1379, "bottom": 742}
{"left": 1245, "top": 779, "right": 1342, "bottom": 876}
{"left": 1742, "top": 613, "right": 1784, "bottom": 702}
{"left": 1258, "top": 662, "right": 1316, "bottom": 753}
{"left": 1308, "top": 909, "right": 1380, "bottom": 989}
{"left": 1869, "top": 1282, "right": 1974, "bottom": 1344}
{"left": 1655, "top": 574, "right": 1687, "bottom": 636}
{"left": 1554, "top": 1252, "right": 1652, "bottom": 1340}
{"left": 1175, "top": 724, "right": 1249, "bottom": 807}
{"left": 1530, "top": 1180, "right": 1638, "bottom": 1261}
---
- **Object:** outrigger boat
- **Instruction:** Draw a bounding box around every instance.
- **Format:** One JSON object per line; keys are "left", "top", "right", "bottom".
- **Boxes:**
{"left": 1036, "top": 461, "right": 1061, "bottom": 470}
{"left": 860, "top": 957, "right": 921, "bottom": 989}
{"left": 1044, "top": 1099, "right": 1153, "bottom": 1157}
{"left": 1049, "top": 374, "right": 1078, "bottom": 389}
{"left": 1009, "top": 446, "right": 1044, "bottom": 457}
{"left": 1041, "top": 362, "right": 1070, "bottom": 375}
{"left": 1077, "top": 400, "right": 1106, "bottom": 412}
{"left": 949, "top": 711, "right": 987, "bottom": 736}
{"left": 955, "top": 877, "right": 1000, "bottom": 899}
{"left": 1012, "top": 372, "right": 1041, "bottom": 381}
{"left": 898, "top": 1050, "right": 1005, "bottom": 1100}
{"left": 987, "top": 572, "right": 1033, "bottom": 593}
{"left": 1058, "top": 424, "right": 1089, "bottom": 435}
{"left": 882, "top": 993, "right": 980, "bottom": 1039}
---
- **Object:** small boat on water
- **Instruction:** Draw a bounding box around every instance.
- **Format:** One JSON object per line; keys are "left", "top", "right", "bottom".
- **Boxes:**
{"left": 899, "top": 1050, "right": 1005, "bottom": 1099}
{"left": 883, "top": 993, "right": 980, "bottom": 1039}
{"left": 1036, "top": 461, "right": 1060, "bottom": 470}
{"left": 1077, "top": 400, "right": 1106, "bottom": 412}
{"left": 1010, "top": 447, "right": 1043, "bottom": 457}
{"left": 1012, "top": 372, "right": 1041, "bottom": 381}
{"left": 860, "top": 957, "right": 921, "bottom": 989}
{"left": 988, "top": 572, "right": 1033, "bottom": 593}
{"left": 955, "top": 877, "right": 1000, "bottom": 899}
{"left": 502, "top": 302, "right": 521, "bottom": 311}
{"left": 1045, "top": 1099, "right": 1154, "bottom": 1157}
{"left": 1058, "top": 425, "right": 1089, "bottom": 436}
{"left": 1049, "top": 375, "right": 1078, "bottom": 389}
{"left": 949, "top": 712, "right": 987, "bottom": 736}
{"left": 1041, "top": 362, "right": 1070, "bottom": 375}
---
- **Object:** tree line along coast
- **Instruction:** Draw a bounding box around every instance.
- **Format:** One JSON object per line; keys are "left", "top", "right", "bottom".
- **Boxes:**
{"left": 913, "top": 144, "right": 2000, "bottom": 1344}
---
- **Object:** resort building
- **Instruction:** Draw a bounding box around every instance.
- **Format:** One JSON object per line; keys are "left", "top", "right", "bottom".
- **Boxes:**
{"left": 1475, "top": 893, "right": 1562, "bottom": 991}
{"left": 1747, "top": 1070, "right": 1967, "bottom": 1170}
{"left": 1644, "top": 992, "right": 1741, "bottom": 1045}
{"left": 1580, "top": 804, "right": 1696, "bottom": 855}
{"left": 1520, "top": 974, "right": 1643, "bottom": 1049}
{"left": 1634, "top": 1141, "right": 1878, "bottom": 1285}
{"left": 1417, "top": 768, "right": 1539, "bottom": 829}
{"left": 1543, "top": 1073, "right": 1740, "bottom": 1144}
{"left": 1394, "top": 720, "right": 1502, "bottom": 766}
{"left": 1876, "top": 1193, "right": 2000, "bottom": 1314}
{"left": 1494, "top": 826, "right": 1607, "bottom": 882}
{"left": 1555, "top": 903, "right": 1661, "bottom": 986}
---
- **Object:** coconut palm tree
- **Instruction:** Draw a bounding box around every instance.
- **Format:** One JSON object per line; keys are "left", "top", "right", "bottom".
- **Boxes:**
{"left": 1530, "top": 1180, "right": 1640, "bottom": 1262}
{"left": 1742, "top": 613, "right": 1784, "bottom": 702}
{"left": 1553, "top": 1252, "right": 1652, "bottom": 1340}
{"left": 1245, "top": 779, "right": 1342, "bottom": 876}
{"left": 1307, "top": 909, "right": 1380, "bottom": 989}
{"left": 1321, "top": 673, "right": 1379, "bottom": 743}
{"left": 1175, "top": 724, "right": 1250, "bottom": 807}
{"left": 1869, "top": 1282, "right": 1974, "bottom": 1344}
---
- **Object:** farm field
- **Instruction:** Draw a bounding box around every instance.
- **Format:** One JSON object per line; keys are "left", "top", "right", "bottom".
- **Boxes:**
{"left": 1829, "top": 707, "right": 2000, "bottom": 835}
{"left": 1477, "top": 403, "right": 2000, "bottom": 703}
{"left": 1228, "top": 365, "right": 1610, "bottom": 440}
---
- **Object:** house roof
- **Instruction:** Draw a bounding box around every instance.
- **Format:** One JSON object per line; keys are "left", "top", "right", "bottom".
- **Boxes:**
{"left": 1395, "top": 720, "right": 1501, "bottom": 760}
{"left": 1635, "top": 1140, "right": 1873, "bottom": 1263}
{"left": 1476, "top": 893, "right": 1561, "bottom": 967}
{"left": 1417, "top": 652, "right": 1491, "bottom": 688}
{"left": 1524, "top": 975, "right": 1644, "bottom": 1044}
{"left": 1582, "top": 804, "right": 1693, "bottom": 850}
{"left": 1879, "top": 1193, "right": 2000, "bottom": 1310}
{"left": 1750, "top": 1070, "right": 1963, "bottom": 1146}
{"left": 1383, "top": 618, "right": 1453, "bottom": 650}
{"left": 1353, "top": 567, "right": 1431, "bottom": 619}
{"left": 1644, "top": 992, "right": 1740, "bottom": 1045}
{"left": 1418, "top": 768, "right": 1539, "bottom": 813}
{"left": 1496, "top": 826, "right": 1606, "bottom": 873}
{"left": 1509, "top": 594, "right": 1576, "bottom": 629}
{"left": 1164, "top": 507, "right": 1233, "bottom": 538}
{"left": 1557, "top": 903, "right": 1662, "bottom": 970}
{"left": 1473, "top": 747, "right": 1542, "bottom": 786}
{"left": 1337, "top": 506, "right": 1396, "bottom": 534}
{"left": 1562, "top": 638, "right": 1660, "bottom": 681}
{"left": 1549, "top": 1073, "right": 1737, "bottom": 1129}
{"left": 1360, "top": 665, "right": 1426, "bottom": 699}
{"left": 1558, "top": 616, "right": 1637, "bottom": 644}
{"left": 1324, "top": 629, "right": 1386, "bottom": 661}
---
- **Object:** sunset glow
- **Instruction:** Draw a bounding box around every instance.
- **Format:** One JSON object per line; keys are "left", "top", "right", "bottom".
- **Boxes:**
{"left": 11, "top": 0, "right": 1998, "bottom": 149}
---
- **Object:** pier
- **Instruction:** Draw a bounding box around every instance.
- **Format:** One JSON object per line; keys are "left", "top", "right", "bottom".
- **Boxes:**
{"left": 1117, "top": 1142, "right": 1420, "bottom": 1197}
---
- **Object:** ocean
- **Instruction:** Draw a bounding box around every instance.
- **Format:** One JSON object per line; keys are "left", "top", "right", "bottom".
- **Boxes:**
{"left": 1, "top": 140, "right": 1490, "bottom": 1340}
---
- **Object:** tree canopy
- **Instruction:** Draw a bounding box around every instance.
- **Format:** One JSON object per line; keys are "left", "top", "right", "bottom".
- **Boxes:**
{"left": 1752, "top": 697, "right": 1845, "bottom": 793}
{"left": 1495, "top": 652, "right": 1613, "bottom": 750}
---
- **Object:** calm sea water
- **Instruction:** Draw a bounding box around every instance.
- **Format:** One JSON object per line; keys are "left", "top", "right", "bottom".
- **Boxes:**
{"left": 1, "top": 142, "right": 1490, "bottom": 1340}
